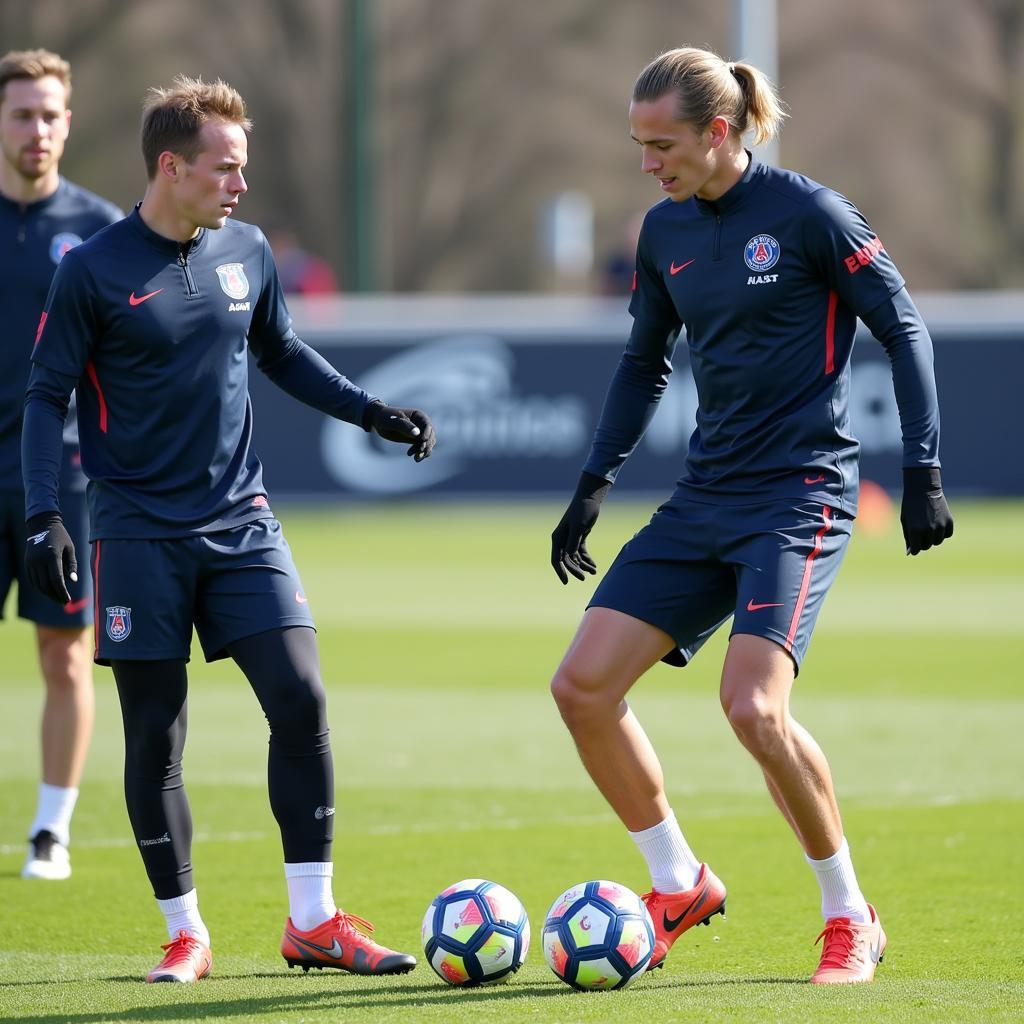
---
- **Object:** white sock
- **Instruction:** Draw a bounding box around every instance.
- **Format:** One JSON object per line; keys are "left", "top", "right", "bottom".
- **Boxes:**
{"left": 157, "top": 889, "right": 210, "bottom": 947}
{"left": 29, "top": 783, "right": 79, "bottom": 849}
{"left": 628, "top": 811, "right": 702, "bottom": 893}
{"left": 806, "top": 837, "right": 870, "bottom": 924}
{"left": 285, "top": 861, "right": 336, "bottom": 930}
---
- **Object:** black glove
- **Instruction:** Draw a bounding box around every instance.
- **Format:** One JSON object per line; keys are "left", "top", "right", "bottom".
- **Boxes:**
{"left": 363, "top": 402, "right": 436, "bottom": 462}
{"left": 551, "top": 472, "right": 612, "bottom": 584}
{"left": 900, "top": 467, "right": 954, "bottom": 556}
{"left": 24, "top": 512, "right": 78, "bottom": 605}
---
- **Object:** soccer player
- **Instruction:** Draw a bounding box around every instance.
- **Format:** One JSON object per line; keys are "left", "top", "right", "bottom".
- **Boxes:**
{"left": 21, "top": 76, "right": 435, "bottom": 983}
{"left": 0, "top": 49, "right": 123, "bottom": 881}
{"left": 549, "top": 47, "right": 953, "bottom": 985}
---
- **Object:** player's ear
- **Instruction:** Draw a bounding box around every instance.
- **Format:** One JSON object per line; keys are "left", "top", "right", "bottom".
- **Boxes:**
{"left": 706, "top": 115, "right": 731, "bottom": 150}
{"left": 157, "top": 150, "right": 180, "bottom": 182}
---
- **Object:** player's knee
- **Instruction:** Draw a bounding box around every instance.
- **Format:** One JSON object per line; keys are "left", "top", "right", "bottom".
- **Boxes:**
{"left": 124, "top": 712, "right": 184, "bottom": 774}
{"left": 266, "top": 673, "right": 327, "bottom": 742}
{"left": 550, "top": 663, "right": 612, "bottom": 730}
{"left": 37, "top": 628, "right": 92, "bottom": 691}
{"left": 723, "top": 693, "right": 786, "bottom": 757}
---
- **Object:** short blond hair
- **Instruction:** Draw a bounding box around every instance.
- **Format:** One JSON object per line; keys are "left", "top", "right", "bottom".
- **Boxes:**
{"left": 0, "top": 48, "right": 71, "bottom": 105}
{"left": 141, "top": 75, "right": 251, "bottom": 179}
{"left": 633, "top": 47, "right": 786, "bottom": 146}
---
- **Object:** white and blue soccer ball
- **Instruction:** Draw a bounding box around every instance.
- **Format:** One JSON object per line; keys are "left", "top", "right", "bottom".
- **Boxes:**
{"left": 542, "top": 879, "right": 655, "bottom": 990}
{"left": 421, "top": 878, "right": 530, "bottom": 985}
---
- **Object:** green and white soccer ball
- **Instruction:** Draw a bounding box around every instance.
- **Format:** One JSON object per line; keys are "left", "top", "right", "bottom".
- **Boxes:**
{"left": 542, "top": 879, "right": 655, "bottom": 990}
{"left": 421, "top": 878, "right": 530, "bottom": 985}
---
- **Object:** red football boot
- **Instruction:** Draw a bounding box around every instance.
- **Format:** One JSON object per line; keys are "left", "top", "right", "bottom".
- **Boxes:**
{"left": 811, "top": 903, "right": 886, "bottom": 984}
{"left": 641, "top": 863, "right": 727, "bottom": 970}
{"left": 146, "top": 930, "right": 212, "bottom": 983}
{"left": 281, "top": 910, "right": 417, "bottom": 975}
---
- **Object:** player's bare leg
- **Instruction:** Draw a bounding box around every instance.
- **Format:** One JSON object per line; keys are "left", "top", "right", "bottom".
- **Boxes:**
{"left": 719, "top": 634, "right": 841, "bottom": 857}
{"left": 550, "top": 607, "right": 674, "bottom": 831}
{"left": 23, "top": 626, "right": 93, "bottom": 880}
{"left": 37, "top": 626, "right": 94, "bottom": 789}
{"left": 720, "top": 633, "right": 883, "bottom": 982}
{"left": 550, "top": 607, "right": 726, "bottom": 969}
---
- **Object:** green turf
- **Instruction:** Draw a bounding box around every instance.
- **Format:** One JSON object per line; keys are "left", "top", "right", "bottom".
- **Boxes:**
{"left": 1, "top": 499, "right": 1022, "bottom": 1023}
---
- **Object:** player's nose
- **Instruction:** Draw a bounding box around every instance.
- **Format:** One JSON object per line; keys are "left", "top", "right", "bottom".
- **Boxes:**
{"left": 640, "top": 149, "right": 661, "bottom": 173}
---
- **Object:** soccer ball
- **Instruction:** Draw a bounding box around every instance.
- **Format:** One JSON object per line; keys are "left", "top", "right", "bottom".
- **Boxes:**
{"left": 542, "top": 880, "right": 655, "bottom": 990}
{"left": 421, "top": 878, "right": 530, "bottom": 985}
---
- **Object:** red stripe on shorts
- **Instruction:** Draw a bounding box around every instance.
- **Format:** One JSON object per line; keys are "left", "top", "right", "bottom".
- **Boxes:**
{"left": 785, "top": 506, "right": 832, "bottom": 651}
{"left": 92, "top": 540, "right": 101, "bottom": 655}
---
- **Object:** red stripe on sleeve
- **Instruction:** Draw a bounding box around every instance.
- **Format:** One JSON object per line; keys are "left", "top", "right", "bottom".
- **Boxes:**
{"left": 84, "top": 361, "right": 108, "bottom": 433}
{"left": 824, "top": 290, "right": 837, "bottom": 375}
{"left": 785, "top": 506, "right": 832, "bottom": 650}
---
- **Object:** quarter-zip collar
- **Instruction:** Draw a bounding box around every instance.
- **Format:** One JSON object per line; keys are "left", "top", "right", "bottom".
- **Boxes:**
{"left": 0, "top": 176, "right": 66, "bottom": 215}
{"left": 127, "top": 203, "right": 207, "bottom": 259}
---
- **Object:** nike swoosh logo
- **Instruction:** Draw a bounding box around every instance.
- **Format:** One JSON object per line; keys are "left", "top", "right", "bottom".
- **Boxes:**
{"left": 669, "top": 259, "right": 696, "bottom": 275}
{"left": 663, "top": 889, "right": 708, "bottom": 932}
{"left": 747, "top": 600, "right": 784, "bottom": 612}
{"left": 804, "top": 474, "right": 825, "bottom": 485}
{"left": 129, "top": 288, "right": 164, "bottom": 306}
{"left": 63, "top": 597, "right": 89, "bottom": 613}
{"left": 869, "top": 931, "right": 883, "bottom": 963}
{"left": 295, "top": 591, "right": 308, "bottom": 604}
{"left": 288, "top": 933, "right": 344, "bottom": 959}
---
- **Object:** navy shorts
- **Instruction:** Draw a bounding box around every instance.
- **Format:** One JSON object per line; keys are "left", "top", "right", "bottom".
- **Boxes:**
{"left": 0, "top": 489, "right": 92, "bottom": 628}
{"left": 90, "top": 518, "right": 315, "bottom": 665}
{"left": 589, "top": 498, "right": 853, "bottom": 672}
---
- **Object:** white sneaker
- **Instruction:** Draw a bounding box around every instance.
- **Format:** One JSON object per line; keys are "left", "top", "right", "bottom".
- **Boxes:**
{"left": 21, "top": 830, "right": 71, "bottom": 880}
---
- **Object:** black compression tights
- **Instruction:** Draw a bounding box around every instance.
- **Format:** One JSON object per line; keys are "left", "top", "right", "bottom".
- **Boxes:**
{"left": 112, "top": 626, "right": 333, "bottom": 900}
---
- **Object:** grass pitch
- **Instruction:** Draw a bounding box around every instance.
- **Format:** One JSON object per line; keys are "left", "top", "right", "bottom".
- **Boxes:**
{"left": 1, "top": 498, "right": 1022, "bottom": 1023}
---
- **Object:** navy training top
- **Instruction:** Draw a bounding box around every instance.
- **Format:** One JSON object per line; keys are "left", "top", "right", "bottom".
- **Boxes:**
{"left": 23, "top": 208, "right": 374, "bottom": 538}
{"left": 0, "top": 178, "right": 123, "bottom": 492}
{"left": 584, "top": 153, "right": 941, "bottom": 515}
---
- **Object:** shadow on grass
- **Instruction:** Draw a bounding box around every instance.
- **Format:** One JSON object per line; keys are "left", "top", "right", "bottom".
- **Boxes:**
{"left": 7, "top": 973, "right": 812, "bottom": 1022}
{"left": 10, "top": 984, "right": 565, "bottom": 1023}
{"left": 660, "top": 976, "right": 807, "bottom": 987}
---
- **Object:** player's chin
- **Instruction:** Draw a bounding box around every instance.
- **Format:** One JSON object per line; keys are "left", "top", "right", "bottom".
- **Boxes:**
{"left": 18, "top": 157, "right": 50, "bottom": 180}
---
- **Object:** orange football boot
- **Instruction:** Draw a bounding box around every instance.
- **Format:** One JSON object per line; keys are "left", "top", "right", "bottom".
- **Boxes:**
{"left": 146, "top": 930, "right": 212, "bottom": 983}
{"left": 641, "top": 863, "right": 727, "bottom": 970}
{"left": 811, "top": 903, "right": 886, "bottom": 984}
{"left": 281, "top": 910, "right": 417, "bottom": 975}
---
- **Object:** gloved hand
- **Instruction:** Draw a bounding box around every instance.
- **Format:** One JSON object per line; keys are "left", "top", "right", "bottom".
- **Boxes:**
{"left": 551, "top": 472, "right": 612, "bottom": 584}
{"left": 900, "top": 467, "right": 954, "bottom": 555}
{"left": 363, "top": 402, "right": 436, "bottom": 462}
{"left": 24, "top": 512, "right": 78, "bottom": 605}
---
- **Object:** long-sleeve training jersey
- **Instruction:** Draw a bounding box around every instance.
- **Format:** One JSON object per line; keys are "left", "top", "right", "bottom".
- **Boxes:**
{"left": 0, "top": 178, "right": 122, "bottom": 491}
{"left": 584, "top": 153, "right": 940, "bottom": 514}
{"left": 24, "top": 208, "right": 374, "bottom": 538}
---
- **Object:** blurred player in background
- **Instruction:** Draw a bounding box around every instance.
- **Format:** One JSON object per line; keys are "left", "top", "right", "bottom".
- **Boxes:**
{"left": 550, "top": 46, "right": 953, "bottom": 984}
{"left": 22, "top": 75, "right": 434, "bottom": 983}
{"left": 0, "top": 48, "right": 122, "bottom": 881}
{"left": 265, "top": 223, "right": 339, "bottom": 295}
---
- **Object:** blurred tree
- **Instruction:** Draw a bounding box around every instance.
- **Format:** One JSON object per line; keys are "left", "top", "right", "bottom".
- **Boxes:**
{"left": 782, "top": 0, "right": 1024, "bottom": 289}
{"left": 1, "top": 0, "right": 1021, "bottom": 291}
{"left": 377, "top": 0, "right": 723, "bottom": 290}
